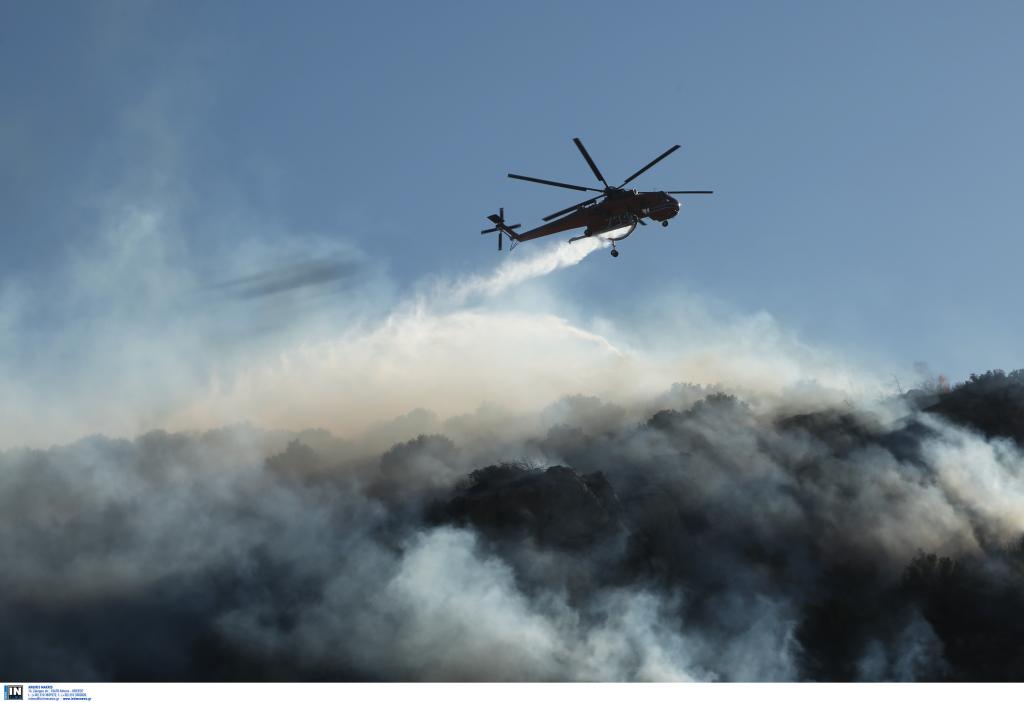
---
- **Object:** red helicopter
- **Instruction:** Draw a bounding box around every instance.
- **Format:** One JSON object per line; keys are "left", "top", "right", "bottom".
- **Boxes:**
{"left": 482, "top": 137, "right": 712, "bottom": 257}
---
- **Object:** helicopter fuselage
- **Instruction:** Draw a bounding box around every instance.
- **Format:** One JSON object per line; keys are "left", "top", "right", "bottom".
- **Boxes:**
{"left": 514, "top": 190, "right": 680, "bottom": 243}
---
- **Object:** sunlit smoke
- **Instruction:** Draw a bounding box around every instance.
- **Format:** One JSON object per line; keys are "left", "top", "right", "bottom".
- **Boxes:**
{"left": 0, "top": 199, "right": 876, "bottom": 448}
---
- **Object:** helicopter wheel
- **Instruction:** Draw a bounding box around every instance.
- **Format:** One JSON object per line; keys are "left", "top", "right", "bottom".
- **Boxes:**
{"left": 610, "top": 249, "right": 619, "bottom": 258}
{"left": 661, "top": 220, "right": 669, "bottom": 228}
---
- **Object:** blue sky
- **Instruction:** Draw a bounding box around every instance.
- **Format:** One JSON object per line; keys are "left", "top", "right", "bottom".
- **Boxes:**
{"left": 2, "top": 1, "right": 1023, "bottom": 444}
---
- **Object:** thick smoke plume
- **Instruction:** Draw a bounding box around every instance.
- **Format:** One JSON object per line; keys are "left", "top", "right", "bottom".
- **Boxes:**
{"left": 4, "top": 204, "right": 1023, "bottom": 681}
{"left": 3, "top": 374, "right": 1024, "bottom": 681}
{"left": 0, "top": 205, "right": 865, "bottom": 447}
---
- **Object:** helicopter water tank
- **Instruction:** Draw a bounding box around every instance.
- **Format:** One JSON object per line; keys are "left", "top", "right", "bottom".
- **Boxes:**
{"left": 587, "top": 219, "right": 637, "bottom": 242}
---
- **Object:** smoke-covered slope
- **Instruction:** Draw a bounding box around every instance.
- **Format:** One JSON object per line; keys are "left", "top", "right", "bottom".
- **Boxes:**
{"left": 2, "top": 373, "right": 1024, "bottom": 681}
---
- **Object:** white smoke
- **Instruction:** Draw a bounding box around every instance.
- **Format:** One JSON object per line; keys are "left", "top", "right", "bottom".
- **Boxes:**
{"left": 0, "top": 194, "right": 882, "bottom": 451}
{"left": 4, "top": 254, "right": 1024, "bottom": 681}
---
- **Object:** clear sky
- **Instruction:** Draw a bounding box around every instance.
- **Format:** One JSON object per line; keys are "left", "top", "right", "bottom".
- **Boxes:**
{"left": 2, "top": 1, "right": 1023, "bottom": 444}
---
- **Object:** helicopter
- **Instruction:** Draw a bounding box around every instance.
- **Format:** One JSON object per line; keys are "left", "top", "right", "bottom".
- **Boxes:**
{"left": 482, "top": 137, "right": 712, "bottom": 257}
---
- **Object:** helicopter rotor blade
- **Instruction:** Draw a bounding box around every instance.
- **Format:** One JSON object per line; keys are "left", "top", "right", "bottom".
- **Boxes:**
{"left": 662, "top": 190, "right": 714, "bottom": 194}
{"left": 542, "top": 195, "right": 602, "bottom": 222}
{"left": 619, "top": 145, "right": 681, "bottom": 187}
{"left": 507, "top": 173, "right": 601, "bottom": 192}
{"left": 573, "top": 138, "right": 609, "bottom": 189}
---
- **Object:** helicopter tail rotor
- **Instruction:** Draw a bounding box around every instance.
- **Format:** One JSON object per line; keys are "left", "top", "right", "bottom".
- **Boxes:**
{"left": 480, "top": 207, "right": 521, "bottom": 251}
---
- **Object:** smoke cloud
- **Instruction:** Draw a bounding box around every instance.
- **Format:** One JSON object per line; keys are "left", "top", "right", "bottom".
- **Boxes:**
{"left": 4, "top": 202, "right": 1023, "bottom": 682}
{"left": 0, "top": 199, "right": 869, "bottom": 448}
{"left": 3, "top": 363, "right": 1024, "bottom": 680}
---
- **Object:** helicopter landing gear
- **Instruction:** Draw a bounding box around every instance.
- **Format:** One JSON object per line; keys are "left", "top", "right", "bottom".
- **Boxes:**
{"left": 610, "top": 247, "right": 619, "bottom": 258}
{"left": 661, "top": 220, "right": 669, "bottom": 228}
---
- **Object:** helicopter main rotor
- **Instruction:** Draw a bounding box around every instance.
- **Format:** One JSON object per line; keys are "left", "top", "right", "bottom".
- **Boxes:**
{"left": 506, "top": 138, "right": 710, "bottom": 222}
